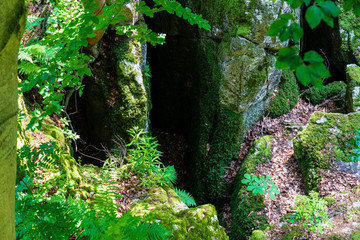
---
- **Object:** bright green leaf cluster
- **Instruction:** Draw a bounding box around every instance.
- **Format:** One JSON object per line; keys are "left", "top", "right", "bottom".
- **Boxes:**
{"left": 305, "top": 0, "right": 341, "bottom": 29}
{"left": 288, "top": 191, "right": 332, "bottom": 235}
{"left": 241, "top": 174, "right": 280, "bottom": 200}
{"left": 266, "top": 0, "right": 342, "bottom": 87}
{"left": 348, "top": 129, "right": 360, "bottom": 162}
{"left": 19, "top": 0, "right": 211, "bottom": 130}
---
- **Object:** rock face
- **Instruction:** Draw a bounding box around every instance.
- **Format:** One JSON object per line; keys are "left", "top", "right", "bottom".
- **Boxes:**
{"left": 148, "top": 0, "right": 294, "bottom": 204}
{"left": 346, "top": 64, "right": 360, "bottom": 112}
{"left": 18, "top": 95, "right": 92, "bottom": 197}
{"left": 293, "top": 111, "right": 360, "bottom": 193}
{"left": 130, "top": 187, "right": 228, "bottom": 239}
{"left": 84, "top": 0, "right": 150, "bottom": 146}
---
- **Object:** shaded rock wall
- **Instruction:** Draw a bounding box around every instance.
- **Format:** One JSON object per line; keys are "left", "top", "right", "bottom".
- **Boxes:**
{"left": 148, "top": 0, "right": 292, "bottom": 204}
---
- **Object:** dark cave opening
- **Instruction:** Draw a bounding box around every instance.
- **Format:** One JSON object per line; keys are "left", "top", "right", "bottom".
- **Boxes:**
{"left": 67, "top": 31, "right": 124, "bottom": 167}
{"left": 145, "top": 12, "right": 202, "bottom": 189}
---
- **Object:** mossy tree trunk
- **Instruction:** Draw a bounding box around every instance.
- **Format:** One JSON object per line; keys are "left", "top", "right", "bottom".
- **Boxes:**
{"left": 0, "top": 1, "right": 26, "bottom": 239}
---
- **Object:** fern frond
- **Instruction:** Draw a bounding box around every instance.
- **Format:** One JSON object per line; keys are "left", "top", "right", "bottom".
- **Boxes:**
{"left": 18, "top": 61, "right": 40, "bottom": 75}
{"left": 26, "top": 15, "right": 44, "bottom": 30}
{"left": 174, "top": 188, "right": 196, "bottom": 207}
{"left": 162, "top": 165, "right": 176, "bottom": 185}
{"left": 18, "top": 48, "right": 34, "bottom": 63}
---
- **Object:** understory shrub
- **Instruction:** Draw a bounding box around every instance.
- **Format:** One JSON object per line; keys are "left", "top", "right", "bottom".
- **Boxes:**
{"left": 302, "top": 81, "right": 346, "bottom": 105}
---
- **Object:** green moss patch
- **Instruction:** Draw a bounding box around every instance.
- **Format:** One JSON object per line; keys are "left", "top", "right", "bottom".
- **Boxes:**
{"left": 293, "top": 111, "right": 360, "bottom": 193}
{"left": 346, "top": 64, "right": 360, "bottom": 112}
{"left": 193, "top": 0, "right": 256, "bottom": 34}
{"left": 130, "top": 187, "right": 229, "bottom": 239}
{"left": 230, "top": 136, "right": 273, "bottom": 239}
{"left": 268, "top": 69, "right": 299, "bottom": 118}
{"left": 302, "top": 81, "right": 346, "bottom": 105}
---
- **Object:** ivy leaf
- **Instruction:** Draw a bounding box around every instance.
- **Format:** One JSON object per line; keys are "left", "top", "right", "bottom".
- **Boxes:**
{"left": 269, "top": 192, "right": 275, "bottom": 200}
{"left": 296, "top": 64, "right": 312, "bottom": 86}
{"left": 304, "top": 51, "right": 324, "bottom": 64}
{"left": 321, "top": 9, "right": 334, "bottom": 27}
{"left": 286, "top": 0, "right": 303, "bottom": 9}
{"left": 306, "top": 6, "right": 322, "bottom": 29}
{"left": 318, "top": 1, "right": 341, "bottom": 17}
{"left": 303, "top": 0, "right": 312, "bottom": 6}
{"left": 266, "top": 19, "right": 288, "bottom": 36}
{"left": 276, "top": 46, "right": 302, "bottom": 70}
{"left": 289, "top": 23, "right": 303, "bottom": 43}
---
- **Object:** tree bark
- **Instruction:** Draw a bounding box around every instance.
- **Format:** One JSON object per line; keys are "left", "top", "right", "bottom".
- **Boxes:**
{"left": 0, "top": 1, "right": 26, "bottom": 239}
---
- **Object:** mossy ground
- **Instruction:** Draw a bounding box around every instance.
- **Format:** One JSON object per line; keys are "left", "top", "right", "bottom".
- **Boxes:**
{"left": 294, "top": 111, "right": 360, "bottom": 193}
{"left": 302, "top": 81, "right": 346, "bottom": 105}
{"left": 230, "top": 136, "right": 273, "bottom": 239}
{"left": 268, "top": 69, "right": 299, "bottom": 118}
{"left": 17, "top": 95, "right": 93, "bottom": 197}
{"left": 130, "top": 186, "right": 229, "bottom": 239}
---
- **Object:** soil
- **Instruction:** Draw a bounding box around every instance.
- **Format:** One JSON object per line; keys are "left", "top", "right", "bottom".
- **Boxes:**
{"left": 223, "top": 97, "right": 360, "bottom": 239}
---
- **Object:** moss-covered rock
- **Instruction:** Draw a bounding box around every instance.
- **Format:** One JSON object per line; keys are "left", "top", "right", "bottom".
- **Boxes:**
{"left": 149, "top": 0, "right": 296, "bottom": 205}
{"left": 86, "top": 35, "right": 150, "bottom": 145}
{"left": 17, "top": 94, "right": 92, "bottom": 197}
{"left": 250, "top": 230, "right": 268, "bottom": 240}
{"left": 293, "top": 111, "right": 360, "bottom": 193}
{"left": 346, "top": 64, "right": 360, "bottom": 112}
{"left": 130, "top": 187, "right": 229, "bottom": 239}
{"left": 231, "top": 136, "right": 273, "bottom": 239}
{"left": 352, "top": 230, "right": 360, "bottom": 240}
{"left": 302, "top": 81, "right": 346, "bottom": 105}
{"left": 267, "top": 69, "right": 299, "bottom": 118}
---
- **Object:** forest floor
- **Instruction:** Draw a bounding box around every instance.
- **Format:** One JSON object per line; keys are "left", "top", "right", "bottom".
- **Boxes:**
{"left": 224, "top": 98, "right": 360, "bottom": 239}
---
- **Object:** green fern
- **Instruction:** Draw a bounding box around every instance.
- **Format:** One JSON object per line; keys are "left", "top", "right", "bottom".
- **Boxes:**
{"left": 174, "top": 188, "right": 196, "bottom": 207}
{"left": 26, "top": 15, "right": 44, "bottom": 30}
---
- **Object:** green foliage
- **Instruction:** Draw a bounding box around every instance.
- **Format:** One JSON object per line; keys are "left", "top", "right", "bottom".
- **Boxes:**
{"left": 249, "top": 230, "right": 268, "bottom": 240}
{"left": 126, "top": 127, "right": 177, "bottom": 187}
{"left": 266, "top": 0, "right": 347, "bottom": 87}
{"left": 241, "top": 174, "right": 280, "bottom": 200}
{"left": 267, "top": 69, "right": 299, "bottom": 118}
{"left": 302, "top": 81, "right": 346, "bottom": 104}
{"left": 348, "top": 129, "right": 360, "bottom": 162}
{"left": 16, "top": 129, "right": 175, "bottom": 239}
{"left": 174, "top": 188, "right": 197, "bottom": 207}
{"left": 288, "top": 191, "right": 332, "bottom": 235}
{"left": 19, "top": 0, "right": 210, "bottom": 131}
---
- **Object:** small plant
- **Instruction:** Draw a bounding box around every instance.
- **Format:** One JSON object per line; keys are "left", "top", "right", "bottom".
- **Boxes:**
{"left": 241, "top": 174, "right": 280, "bottom": 199}
{"left": 126, "top": 127, "right": 176, "bottom": 187}
{"left": 288, "top": 191, "right": 332, "bottom": 235}
{"left": 174, "top": 188, "right": 196, "bottom": 207}
{"left": 348, "top": 129, "right": 360, "bottom": 162}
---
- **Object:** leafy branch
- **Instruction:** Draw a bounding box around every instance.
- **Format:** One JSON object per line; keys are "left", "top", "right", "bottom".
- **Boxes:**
{"left": 241, "top": 174, "right": 280, "bottom": 200}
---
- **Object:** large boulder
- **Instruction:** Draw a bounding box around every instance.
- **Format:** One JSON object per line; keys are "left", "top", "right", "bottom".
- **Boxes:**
{"left": 17, "top": 94, "right": 92, "bottom": 197}
{"left": 149, "top": 0, "right": 297, "bottom": 204}
{"left": 130, "top": 187, "right": 229, "bottom": 239}
{"left": 85, "top": 34, "right": 149, "bottom": 146}
{"left": 293, "top": 111, "right": 360, "bottom": 193}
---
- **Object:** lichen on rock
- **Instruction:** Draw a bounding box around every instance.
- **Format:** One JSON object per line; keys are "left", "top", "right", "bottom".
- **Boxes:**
{"left": 346, "top": 64, "right": 360, "bottom": 112}
{"left": 130, "top": 187, "right": 228, "bottom": 239}
{"left": 293, "top": 111, "right": 360, "bottom": 193}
